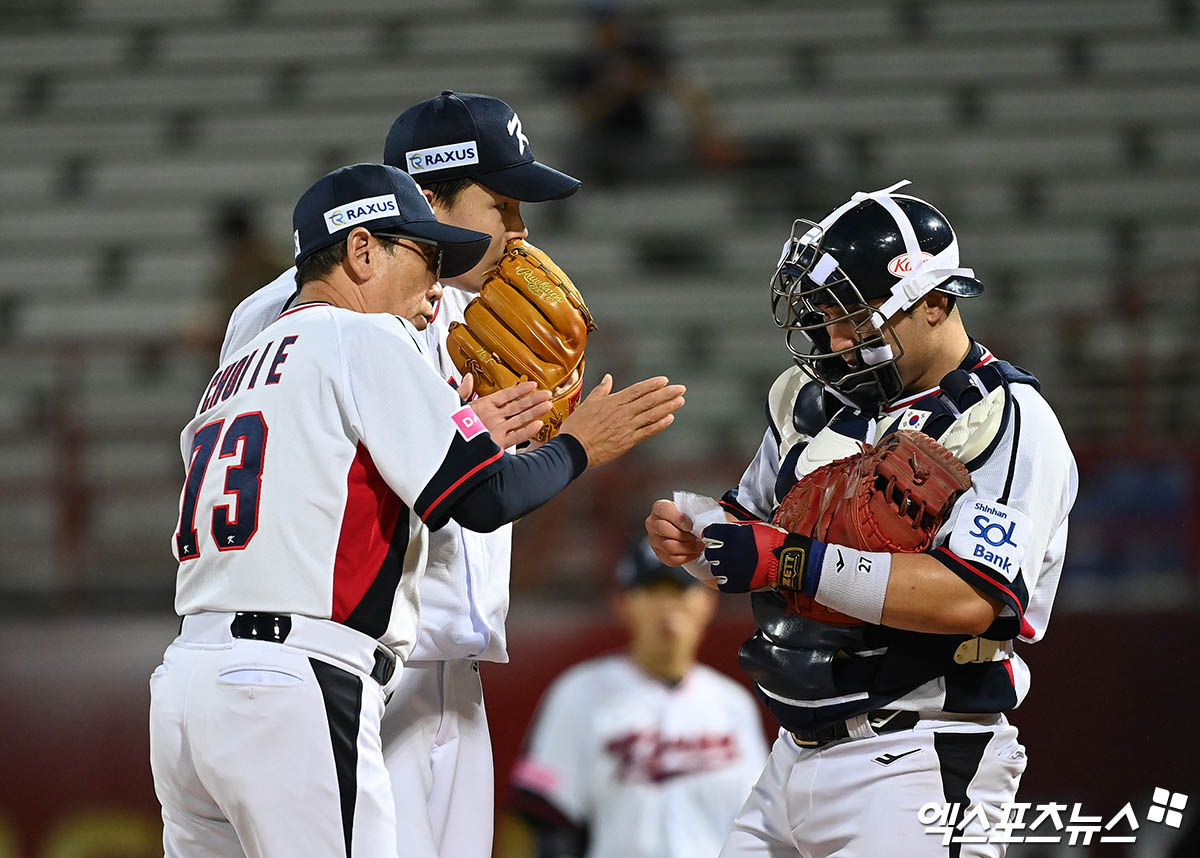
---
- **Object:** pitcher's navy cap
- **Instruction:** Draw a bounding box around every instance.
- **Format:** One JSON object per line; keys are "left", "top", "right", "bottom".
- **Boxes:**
{"left": 293, "top": 163, "right": 490, "bottom": 277}
{"left": 615, "top": 537, "right": 700, "bottom": 591}
{"left": 384, "top": 91, "right": 581, "bottom": 202}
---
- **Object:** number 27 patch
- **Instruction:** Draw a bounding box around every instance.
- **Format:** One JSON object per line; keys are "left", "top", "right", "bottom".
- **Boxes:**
{"left": 948, "top": 499, "right": 1031, "bottom": 582}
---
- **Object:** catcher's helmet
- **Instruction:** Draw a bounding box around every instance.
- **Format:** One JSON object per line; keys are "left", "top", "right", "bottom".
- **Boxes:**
{"left": 770, "top": 180, "right": 983, "bottom": 413}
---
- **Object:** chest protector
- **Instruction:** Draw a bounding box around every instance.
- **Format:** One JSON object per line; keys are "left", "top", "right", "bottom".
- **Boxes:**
{"left": 742, "top": 357, "right": 1039, "bottom": 731}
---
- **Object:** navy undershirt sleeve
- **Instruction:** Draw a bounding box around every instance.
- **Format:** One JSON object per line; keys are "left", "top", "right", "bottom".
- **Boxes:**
{"left": 447, "top": 434, "right": 589, "bottom": 532}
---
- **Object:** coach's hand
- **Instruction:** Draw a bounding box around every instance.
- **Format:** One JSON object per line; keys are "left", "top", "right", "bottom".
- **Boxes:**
{"left": 645, "top": 499, "right": 705, "bottom": 566}
{"left": 701, "top": 521, "right": 822, "bottom": 594}
{"left": 459, "top": 374, "right": 553, "bottom": 449}
{"left": 559, "top": 374, "right": 685, "bottom": 467}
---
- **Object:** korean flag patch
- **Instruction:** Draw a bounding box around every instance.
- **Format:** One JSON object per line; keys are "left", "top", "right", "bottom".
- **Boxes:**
{"left": 948, "top": 499, "right": 1031, "bottom": 582}
{"left": 898, "top": 408, "right": 932, "bottom": 433}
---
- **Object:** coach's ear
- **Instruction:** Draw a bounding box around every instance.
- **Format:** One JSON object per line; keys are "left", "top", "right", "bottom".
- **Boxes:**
{"left": 343, "top": 227, "right": 375, "bottom": 282}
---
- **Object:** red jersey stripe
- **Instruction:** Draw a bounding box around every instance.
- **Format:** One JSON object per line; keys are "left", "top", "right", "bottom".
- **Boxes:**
{"left": 277, "top": 302, "right": 331, "bottom": 320}
{"left": 420, "top": 449, "right": 504, "bottom": 523}
{"left": 884, "top": 351, "right": 995, "bottom": 414}
{"left": 934, "top": 545, "right": 1027, "bottom": 621}
{"left": 331, "top": 443, "right": 403, "bottom": 622}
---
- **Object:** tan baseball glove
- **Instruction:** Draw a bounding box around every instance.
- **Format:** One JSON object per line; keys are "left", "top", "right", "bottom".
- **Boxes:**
{"left": 445, "top": 240, "right": 596, "bottom": 443}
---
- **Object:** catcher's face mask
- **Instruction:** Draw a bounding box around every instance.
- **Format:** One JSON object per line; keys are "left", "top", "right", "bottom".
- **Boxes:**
{"left": 771, "top": 218, "right": 906, "bottom": 413}
{"left": 770, "top": 180, "right": 981, "bottom": 413}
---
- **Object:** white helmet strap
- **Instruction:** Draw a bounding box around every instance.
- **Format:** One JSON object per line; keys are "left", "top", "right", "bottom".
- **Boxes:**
{"left": 805, "top": 179, "right": 976, "bottom": 320}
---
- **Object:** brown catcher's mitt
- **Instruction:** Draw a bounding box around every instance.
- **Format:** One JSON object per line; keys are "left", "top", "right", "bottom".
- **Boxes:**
{"left": 445, "top": 240, "right": 596, "bottom": 443}
{"left": 772, "top": 429, "right": 971, "bottom": 624}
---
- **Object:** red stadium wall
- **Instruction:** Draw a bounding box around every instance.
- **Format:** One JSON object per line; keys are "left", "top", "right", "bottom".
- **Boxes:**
{"left": 0, "top": 612, "right": 1195, "bottom": 858}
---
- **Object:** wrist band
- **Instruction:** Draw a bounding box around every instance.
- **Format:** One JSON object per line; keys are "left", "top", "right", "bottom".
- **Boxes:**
{"left": 812, "top": 545, "right": 892, "bottom": 624}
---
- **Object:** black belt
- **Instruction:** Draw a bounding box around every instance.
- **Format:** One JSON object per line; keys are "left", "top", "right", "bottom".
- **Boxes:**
{"left": 790, "top": 709, "right": 920, "bottom": 749}
{"left": 230, "top": 612, "right": 396, "bottom": 686}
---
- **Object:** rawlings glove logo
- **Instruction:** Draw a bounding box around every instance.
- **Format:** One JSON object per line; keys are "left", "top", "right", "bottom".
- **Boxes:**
{"left": 513, "top": 266, "right": 563, "bottom": 303}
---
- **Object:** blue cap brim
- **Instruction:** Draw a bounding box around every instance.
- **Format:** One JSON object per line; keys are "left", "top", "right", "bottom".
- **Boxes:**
{"left": 476, "top": 159, "right": 581, "bottom": 202}
{"left": 936, "top": 275, "right": 984, "bottom": 298}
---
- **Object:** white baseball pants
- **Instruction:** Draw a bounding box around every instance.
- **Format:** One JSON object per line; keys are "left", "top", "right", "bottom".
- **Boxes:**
{"left": 149, "top": 613, "right": 401, "bottom": 858}
{"left": 381, "top": 659, "right": 494, "bottom": 858}
{"left": 720, "top": 716, "right": 1027, "bottom": 858}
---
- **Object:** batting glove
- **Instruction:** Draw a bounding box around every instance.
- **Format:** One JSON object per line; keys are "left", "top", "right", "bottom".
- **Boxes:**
{"left": 700, "top": 521, "right": 825, "bottom": 594}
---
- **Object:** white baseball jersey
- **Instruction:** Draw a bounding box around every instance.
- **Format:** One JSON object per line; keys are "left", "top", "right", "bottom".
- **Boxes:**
{"left": 412, "top": 284, "right": 512, "bottom": 662}
{"left": 511, "top": 655, "right": 769, "bottom": 858}
{"left": 219, "top": 267, "right": 297, "bottom": 365}
{"left": 714, "top": 341, "right": 1071, "bottom": 858}
{"left": 175, "top": 302, "right": 503, "bottom": 657}
{"left": 728, "top": 343, "right": 1077, "bottom": 729}
{"left": 220, "top": 274, "right": 513, "bottom": 664}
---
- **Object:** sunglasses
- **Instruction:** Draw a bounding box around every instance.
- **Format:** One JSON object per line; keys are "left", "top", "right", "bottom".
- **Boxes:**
{"left": 376, "top": 233, "right": 443, "bottom": 279}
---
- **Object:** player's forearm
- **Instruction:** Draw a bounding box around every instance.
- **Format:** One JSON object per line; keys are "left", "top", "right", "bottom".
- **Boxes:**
{"left": 447, "top": 434, "right": 588, "bottom": 532}
{"left": 701, "top": 523, "right": 999, "bottom": 634}
{"left": 879, "top": 552, "right": 1002, "bottom": 635}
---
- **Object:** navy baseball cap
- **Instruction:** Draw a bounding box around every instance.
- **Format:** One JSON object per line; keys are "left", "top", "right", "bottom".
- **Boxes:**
{"left": 292, "top": 163, "right": 491, "bottom": 277}
{"left": 615, "top": 538, "right": 701, "bottom": 591}
{"left": 383, "top": 91, "right": 581, "bottom": 202}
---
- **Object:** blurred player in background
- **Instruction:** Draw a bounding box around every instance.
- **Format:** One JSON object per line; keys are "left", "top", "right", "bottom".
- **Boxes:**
{"left": 217, "top": 92, "right": 596, "bottom": 858}
{"left": 647, "top": 181, "right": 1077, "bottom": 857}
{"left": 507, "top": 537, "right": 768, "bottom": 858}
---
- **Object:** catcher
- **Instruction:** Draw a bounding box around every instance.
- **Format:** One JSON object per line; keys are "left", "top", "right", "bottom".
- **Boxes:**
{"left": 647, "top": 182, "right": 1077, "bottom": 858}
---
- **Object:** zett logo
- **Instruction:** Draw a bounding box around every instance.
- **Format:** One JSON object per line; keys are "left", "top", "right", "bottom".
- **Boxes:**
{"left": 776, "top": 546, "right": 806, "bottom": 590}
